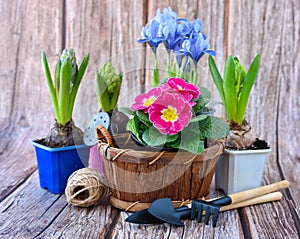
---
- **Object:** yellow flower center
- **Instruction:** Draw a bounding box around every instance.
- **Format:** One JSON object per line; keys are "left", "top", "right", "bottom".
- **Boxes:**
{"left": 143, "top": 97, "right": 156, "bottom": 107}
{"left": 161, "top": 106, "right": 178, "bottom": 122}
{"left": 177, "top": 85, "right": 183, "bottom": 90}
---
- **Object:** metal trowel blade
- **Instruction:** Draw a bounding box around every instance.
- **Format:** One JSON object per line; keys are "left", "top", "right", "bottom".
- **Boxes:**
{"left": 125, "top": 209, "right": 164, "bottom": 224}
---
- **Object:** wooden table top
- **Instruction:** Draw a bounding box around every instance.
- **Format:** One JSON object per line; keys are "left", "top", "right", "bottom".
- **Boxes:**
{"left": 0, "top": 142, "right": 299, "bottom": 239}
{"left": 1, "top": 0, "right": 299, "bottom": 238}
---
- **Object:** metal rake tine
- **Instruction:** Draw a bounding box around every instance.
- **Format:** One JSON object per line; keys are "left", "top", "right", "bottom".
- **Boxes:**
{"left": 191, "top": 201, "right": 197, "bottom": 220}
{"left": 204, "top": 206, "right": 211, "bottom": 225}
{"left": 197, "top": 204, "right": 204, "bottom": 223}
{"left": 191, "top": 199, "right": 224, "bottom": 226}
{"left": 212, "top": 208, "right": 220, "bottom": 228}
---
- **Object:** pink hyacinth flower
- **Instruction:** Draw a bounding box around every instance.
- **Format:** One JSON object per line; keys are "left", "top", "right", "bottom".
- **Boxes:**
{"left": 148, "top": 93, "right": 192, "bottom": 135}
{"left": 131, "top": 87, "right": 162, "bottom": 112}
{"left": 167, "top": 77, "right": 200, "bottom": 100}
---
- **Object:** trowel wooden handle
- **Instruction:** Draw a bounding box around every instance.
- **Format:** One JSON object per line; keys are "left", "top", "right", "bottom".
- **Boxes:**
{"left": 230, "top": 180, "right": 289, "bottom": 204}
{"left": 220, "top": 192, "right": 282, "bottom": 212}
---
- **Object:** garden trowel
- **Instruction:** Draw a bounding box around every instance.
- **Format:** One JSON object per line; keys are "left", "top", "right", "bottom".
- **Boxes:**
{"left": 125, "top": 191, "right": 284, "bottom": 226}
{"left": 125, "top": 204, "right": 190, "bottom": 225}
{"left": 149, "top": 180, "right": 288, "bottom": 226}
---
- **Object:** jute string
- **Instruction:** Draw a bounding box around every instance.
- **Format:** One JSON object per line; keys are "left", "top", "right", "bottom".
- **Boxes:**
{"left": 65, "top": 168, "right": 107, "bottom": 207}
{"left": 121, "top": 198, "right": 192, "bottom": 211}
{"left": 148, "top": 151, "right": 166, "bottom": 166}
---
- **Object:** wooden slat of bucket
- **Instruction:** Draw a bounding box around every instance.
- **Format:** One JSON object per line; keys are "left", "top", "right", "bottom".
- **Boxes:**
{"left": 190, "top": 142, "right": 221, "bottom": 199}
{"left": 99, "top": 135, "right": 224, "bottom": 205}
{"left": 107, "top": 156, "right": 193, "bottom": 202}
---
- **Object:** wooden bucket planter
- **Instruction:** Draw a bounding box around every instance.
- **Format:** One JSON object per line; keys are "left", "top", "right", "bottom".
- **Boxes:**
{"left": 96, "top": 125, "right": 224, "bottom": 211}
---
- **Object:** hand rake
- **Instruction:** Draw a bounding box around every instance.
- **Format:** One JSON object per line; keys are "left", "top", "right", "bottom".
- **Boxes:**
{"left": 191, "top": 180, "right": 289, "bottom": 227}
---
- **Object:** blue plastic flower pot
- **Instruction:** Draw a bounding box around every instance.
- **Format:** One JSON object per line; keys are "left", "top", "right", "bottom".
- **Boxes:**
{"left": 32, "top": 141, "right": 90, "bottom": 194}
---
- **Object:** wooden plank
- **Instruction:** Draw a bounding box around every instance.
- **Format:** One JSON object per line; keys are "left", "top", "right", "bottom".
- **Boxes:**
{"left": 0, "top": 170, "right": 296, "bottom": 239}
{"left": 0, "top": 170, "right": 119, "bottom": 239}
{"left": 276, "top": 0, "right": 300, "bottom": 208}
{"left": 0, "top": 0, "right": 299, "bottom": 238}
{"left": 142, "top": 0, "right": 226, "bottom": 114}
{"left": 0, "top": 0, "right": 62, "bottom": 199}
{"left": 238, "top": 200, "right": 299, "bottom": 238}
{"left": 226, "top": 0, "right": 300, "bottom": 237}
{"left": 64, "top": 0, "right": 112, "bottom": 130}
{"left": 0, "top": 171, "right": 63, "bottom": 238}
{"left": 109, "top": 0, "right": 147, "bottom": 108}
{"left": 65, "top": 0, "right": 146, "bottom": 129}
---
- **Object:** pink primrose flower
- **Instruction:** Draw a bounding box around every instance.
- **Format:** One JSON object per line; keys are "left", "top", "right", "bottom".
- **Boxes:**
{"left": 148, "top": 93, "right": 192, "bottom": 135}
{"left": 131, "top": 87, "right": 162, "bottom": 112}
{"left": 166, "top": 77, "right": 200, "bottom": 100}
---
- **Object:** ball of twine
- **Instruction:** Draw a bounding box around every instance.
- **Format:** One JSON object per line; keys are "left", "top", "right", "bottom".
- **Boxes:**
{"left": 65, "top": 168, "right": 107, "bottom": 207}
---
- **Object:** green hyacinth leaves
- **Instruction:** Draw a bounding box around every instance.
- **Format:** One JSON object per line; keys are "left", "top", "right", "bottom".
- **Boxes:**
{"left": 42, "top": 49, "right": 90, "bottom": 126}
{"left": 209, "top": 54, "right": 260, "bottom": 125}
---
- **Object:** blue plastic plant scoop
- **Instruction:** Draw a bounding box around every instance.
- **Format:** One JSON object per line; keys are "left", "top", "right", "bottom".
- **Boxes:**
{"left": 125, "top": 204, "right": 190, "bottom": 225}
{"left": 148, "top": 198, "right": 192, "bottom": 226}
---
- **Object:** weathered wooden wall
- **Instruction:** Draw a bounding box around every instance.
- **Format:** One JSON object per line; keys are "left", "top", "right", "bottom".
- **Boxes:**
{"left": 0, "top": 0, "right": 299, "bottom": 235}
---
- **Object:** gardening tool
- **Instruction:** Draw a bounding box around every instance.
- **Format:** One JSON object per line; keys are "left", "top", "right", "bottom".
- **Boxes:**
{"left": 125, "top": 180, "right": 289, "bottom": 226}
{"left": 125, "top": 205, "right": 190, "bottom": 224}
{"left": 125, "top": 191, "right": 282, "bottom": 225}
{"left": 190, "top": 180, "right": 289, "bottom": 227}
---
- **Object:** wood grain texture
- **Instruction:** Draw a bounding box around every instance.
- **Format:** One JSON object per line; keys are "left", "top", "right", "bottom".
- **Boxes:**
{"left": 65, "top": 0, "right": 146, "bottom": 130}
{"left": 0, "top": 0, "right": 62, "bottom": 200}
{"left": 226, "top": 0, "right": 300, "bottom": 236}
{"left": 141, "top": 0, "right": 227, "bottom": 125}
{"left": 0, "top": 0, "right": 299, "bottom": 238}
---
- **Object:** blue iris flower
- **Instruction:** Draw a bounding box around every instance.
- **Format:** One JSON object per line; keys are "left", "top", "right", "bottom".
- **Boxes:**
{"left": 177, "top": 19, "right": 192, "bottom": 37}
{"left": 190, "top": 19, "right": 203, "bottom": 34}
{"left": 137, "top": 7, "right": 216, "bottom": 85}
{"left": 155, "top": 7, "right": 177, "bottom": 22}
{"left": 180, "top": 32, "right": 216, "bottom": 63}
{"left": 137, "top": 18, "right": 163, "bottom": 52}
{"left": 156, "top": 8, "right": 188, "bottom": 52}
{"left": 160, "top": 19, "right": 183, "bottom": 52}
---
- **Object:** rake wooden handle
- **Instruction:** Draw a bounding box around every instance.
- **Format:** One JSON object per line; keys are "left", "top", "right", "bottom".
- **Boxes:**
{"left": 220, "top": 191, "right": 282, "bottom": 212}
{"left": 230, "top": 180, "right": 289, "bottom": 204}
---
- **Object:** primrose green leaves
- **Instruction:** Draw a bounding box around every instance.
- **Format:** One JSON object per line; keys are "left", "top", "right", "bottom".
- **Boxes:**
{"left": 142, "top": 127, "right": 178, "bottom": 147}
{"left": 119, "top": 107, "right": 134, "bottom": 115}
{"left": 127, "top": 110, "right": 228, "bottom": 155}
{"left": 178, "top": 127, "right": 205, "bottom": 154}
{"left": 190, "top": 114, "right": 207, "bottom": 123}
{"left": 136, "top": 110, "right": 152, "bottom": 127}
{"left": 192, "top": 86, "right": 212, "bottom": 113}
{"left": 199, "top": 116, "right": 229, "bottom": 139}
{"left": 126, "top": 117, "right": 141, "bottom": 142}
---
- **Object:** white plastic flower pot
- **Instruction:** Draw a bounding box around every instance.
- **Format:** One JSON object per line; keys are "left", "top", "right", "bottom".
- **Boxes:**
{"left": 215, "top": 148, "right": 271, "bottom": 194}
